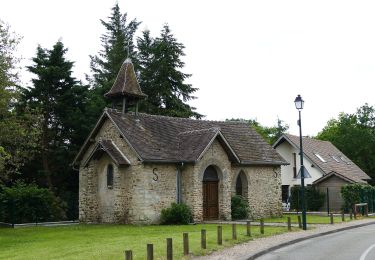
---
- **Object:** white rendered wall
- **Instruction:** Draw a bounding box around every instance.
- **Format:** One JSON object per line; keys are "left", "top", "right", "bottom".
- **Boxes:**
{"left": 276, "top": 141, "right": 323, "bottom": 188}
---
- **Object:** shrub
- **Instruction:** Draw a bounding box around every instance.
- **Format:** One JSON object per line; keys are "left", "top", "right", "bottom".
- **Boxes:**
{"left": 341, "top": 183, "right": 375, "bottom": 212}
{"left": 160, "top": 203, "right": 193, "bottom": 225}
{"left": 231, "top": 195, "right": 249, "bottom": 220}
{"left": 0, "top": 181, "right": 66, "bottom": 224}
{"left": 290, "top": 186, "right": 325, "bottom": 211}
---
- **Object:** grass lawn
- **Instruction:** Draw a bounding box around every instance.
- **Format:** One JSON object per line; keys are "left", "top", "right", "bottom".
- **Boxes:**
{"left": 0, "top": 224, "right": 295, "bottom": 260}
{"left": 263, "top": 214, "right": 353, "bottom": 224}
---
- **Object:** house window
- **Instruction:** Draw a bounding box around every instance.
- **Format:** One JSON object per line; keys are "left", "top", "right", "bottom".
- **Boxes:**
{"left": 314, "top": 153, "right": 326, "bottom": 163}
{"left": 332, "top": 155, "right": 340, "bottom": 162}
{"left": 107, "top": 164, "right": 114, "bottom": 189}
{"left": 293, "top": 153, "right": 297, "bottom": 178}
{"left": 236, "top": 176, "right": 242, "bottom": 196}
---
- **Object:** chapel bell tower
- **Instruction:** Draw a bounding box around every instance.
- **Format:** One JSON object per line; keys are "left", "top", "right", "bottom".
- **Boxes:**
{"left": 104, "top": 58, "right": 147, "bottom": 115}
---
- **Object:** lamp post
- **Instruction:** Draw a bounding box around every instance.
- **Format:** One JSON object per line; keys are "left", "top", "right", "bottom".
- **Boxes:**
{"left": 294, "top": 94, "right": 307, "bottom": 230}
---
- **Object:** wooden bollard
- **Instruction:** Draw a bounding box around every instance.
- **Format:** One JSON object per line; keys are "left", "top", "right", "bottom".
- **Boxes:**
{"left": 183, "top": 233, "right": 189, "bottom": 255}
{"left": 297, "top": 215, "right": 302, "bottom": 228}
{"left": 125, "top": 250, "right": 133, "bottom": 260}
{"left": 287, "top": 217, "right": 292, "bottom": 231}
{"left": 330, "top": 213, "right": 334, "bottom": 224}
{"left": 232, "top": 223, "right": 237, "bottom": 240}
{"left": 166, "top": 238, "right": 173, "bottom": 260}
{"left": 354, "top": 211, "right": 357, "bottom": 220}
{"left": 246, "top": 221, "right": 251, "bottom": 236}
{"left": 147, "top": 244, "right": 153, "bottom": 260}
{"left": 350, "top": 212, "right": 353, "bottom": 220}
{"left": 342, "top": 212, "right": 345, "bottom": 222}
{"left": 366, "top": 205, "right": 369, "bottom": 217}
{"left": 201, "top": 229, "right": 206, "bottom": 249}
{"left": 217, "top": 226, "right": 222, "bottom": 245}
{"left": 260, "top": 219, "right": 264, "bottom": 234}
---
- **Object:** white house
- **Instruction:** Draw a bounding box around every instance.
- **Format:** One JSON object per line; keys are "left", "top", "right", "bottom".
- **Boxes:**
{"left": 273, "top": 134, "right": 370, "bottom": 210}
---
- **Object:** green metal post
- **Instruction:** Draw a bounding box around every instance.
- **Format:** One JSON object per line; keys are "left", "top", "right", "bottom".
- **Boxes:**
{"left": 298, "top": 110, "right": 307, "bottom": 230}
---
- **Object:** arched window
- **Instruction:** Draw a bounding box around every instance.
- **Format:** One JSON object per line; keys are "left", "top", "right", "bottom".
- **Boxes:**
{"left": 234, "top": 171, "right": 248, "bottom": 198}
{"left": 107, "top": 164, "right": 114, "bottom": 189}
{"left": 236, "top": 175, "right": 242, "bottom": 196}
{"left": 203, "top": 166, "right": 219, "bottom": 181}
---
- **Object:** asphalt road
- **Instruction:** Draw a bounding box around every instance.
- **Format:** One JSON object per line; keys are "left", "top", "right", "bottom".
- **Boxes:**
{"left": 257, "top": 223, "right": 375, "bottom": 260}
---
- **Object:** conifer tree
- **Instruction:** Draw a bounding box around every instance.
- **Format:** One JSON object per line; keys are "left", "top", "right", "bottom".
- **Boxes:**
{"left": 137, "top": 25, "right": 202, "bottom": 118}
{"left": 89, "top": 3, "right": 140, "bottom": 115}
{"left": 22, "top": 41, "right": 88, "bottom": 191}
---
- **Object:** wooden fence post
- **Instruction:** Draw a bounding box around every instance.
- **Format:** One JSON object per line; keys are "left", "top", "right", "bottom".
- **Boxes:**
{"left": 297, "top": 215, "right": 302, "bottom": 228}
{"left": 183, "top": 233, "right": 189, "bottom": 256}
{"left": 232, "top": 223, "right": 237, "bottom": 240}
{"left": 125, "top": 250, "right": 132, "bottom": 260}
{"left": 287, "top": 217, "right": 291, "bottom": 231}
{"left": 260, "top": 219, "right": 264, "bottom": 234}
{"left": 247, "top": 221, "right": 251, "bottom": 236}
{"left": 147, "top": 244, "right": 153, "bottom": 260}
{"left": 217, "top": 226, "right": 222, "bottom": 245}
{"left": 201, "top": 229, "right": 206, "bottom": 249}
{"left": 166, "top": 238, "right": 173, "bottom": 260}
{"left": 330, "top": 213, "right": 334, "bottom": 224}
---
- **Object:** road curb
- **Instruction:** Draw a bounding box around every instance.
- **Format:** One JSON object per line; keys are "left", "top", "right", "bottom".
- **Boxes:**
{"left": 246, "top": 220, "right": 375, "bottom": 260}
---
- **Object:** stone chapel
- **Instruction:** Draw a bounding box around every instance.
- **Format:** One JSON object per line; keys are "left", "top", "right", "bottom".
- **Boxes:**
{"left": 73, "top": 58, "right": 287, "bottom": 224}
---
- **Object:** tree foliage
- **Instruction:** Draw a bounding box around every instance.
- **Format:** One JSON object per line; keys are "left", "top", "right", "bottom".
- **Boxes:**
{"left": 0, "top": 181, "right": 66, "bottom": 223}
{"left": 228, "top": 118, "right": 289, "bottom": 144}
{"left": 0, "top": 20, "right": 40, "bottom": 183}
{"left": 137, "top": 25, "right": 201, "bottom": 118}
{"left": 19, "top": 41, "right": 88, "bottom": 219}
{"left": 88, "top": 3, "right": 140, "bottom": 119}
{"left": 317, "top": 104, "right": 375, "bottom": 181}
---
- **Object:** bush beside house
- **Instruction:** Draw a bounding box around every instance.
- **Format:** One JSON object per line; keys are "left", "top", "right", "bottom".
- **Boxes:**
{"left": 290, "top": 186, "right": 325, "bottom": 211}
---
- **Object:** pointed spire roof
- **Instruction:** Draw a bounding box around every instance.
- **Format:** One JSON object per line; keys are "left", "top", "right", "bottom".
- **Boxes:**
{"left": 104, "top": 58, "right": 147, "bottom": 99}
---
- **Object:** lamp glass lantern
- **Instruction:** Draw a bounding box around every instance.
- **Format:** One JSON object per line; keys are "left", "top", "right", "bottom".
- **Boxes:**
{"left": 294, "top": 94, "right": 304, "bottom": 110}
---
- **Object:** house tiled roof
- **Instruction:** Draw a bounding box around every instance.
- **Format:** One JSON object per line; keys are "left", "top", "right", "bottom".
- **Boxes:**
{"left": 104, "top": 58, "right": 147, "bottom": 99}
{"left": 83, "top": 139, "right": 130, "bottom": 167}
{"left": 73, "top": 109, "right": 287, "bottom": 166}
{"left": 274, "top": 134, "right": 370, "bottom": 183}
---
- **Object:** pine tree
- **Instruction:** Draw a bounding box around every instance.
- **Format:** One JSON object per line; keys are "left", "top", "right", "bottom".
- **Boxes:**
{"left": 22, "top": 41, "right": 88, "bottom": 191}
{"left": 89, "top": 3, "right": 140, "bottom": 112}
{"left": 137, "top": 25, "right": 202, "bottom": 118}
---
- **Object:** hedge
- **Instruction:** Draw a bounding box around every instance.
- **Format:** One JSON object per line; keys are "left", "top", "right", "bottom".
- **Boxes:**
{"left": 0, "top": 181, "right": 66, "bottom": 224}
{"left": 290, "top": 186, "right": 325, "bottom": 211}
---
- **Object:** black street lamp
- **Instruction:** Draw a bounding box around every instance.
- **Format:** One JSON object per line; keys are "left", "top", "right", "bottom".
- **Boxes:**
{"left": 294, "top": 94, "right": 307, "bottom": 230}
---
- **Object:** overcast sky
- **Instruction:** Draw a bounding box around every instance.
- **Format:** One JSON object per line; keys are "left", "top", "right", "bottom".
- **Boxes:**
{"left": 1, "top": 0, "right": 374, "bottom": 136}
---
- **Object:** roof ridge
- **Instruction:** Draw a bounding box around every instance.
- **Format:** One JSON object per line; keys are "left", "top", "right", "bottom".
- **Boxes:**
{"left": 106, "top": 108, "right": 249, "bottom": 125}
{"left": 178, "top": 127, "right": 221, "bottom": 135}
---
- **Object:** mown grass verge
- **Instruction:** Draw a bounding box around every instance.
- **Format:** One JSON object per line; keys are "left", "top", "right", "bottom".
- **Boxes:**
{"left": 0, "top": 223, "right": 296, "bottom": 259}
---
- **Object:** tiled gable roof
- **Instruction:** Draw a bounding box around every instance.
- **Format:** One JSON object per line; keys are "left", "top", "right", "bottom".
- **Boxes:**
{"left": 83, "top": 139, "right": 130, "bottom": 167}
{"left": 106, "top": 110, "right": 286, "bottom": 164}
{"left": 73, "top": 109, "right": 287, "bottom": 166}
{"left": 274, "top": 134, "right": 370, "bottom": 183}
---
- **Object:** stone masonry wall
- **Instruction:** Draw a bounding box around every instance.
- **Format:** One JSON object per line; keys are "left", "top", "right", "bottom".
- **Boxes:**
{"left": 245, "top": 166, "right": 282, "bottom": 219}
{"left": 79, "top": 119, "right": 141, "bottom": 223}
{"left": 79, "top": 118, "right": 282, "bottom": 224}
{"left": 185, "top": 139, "right": 232, "bottom": 222}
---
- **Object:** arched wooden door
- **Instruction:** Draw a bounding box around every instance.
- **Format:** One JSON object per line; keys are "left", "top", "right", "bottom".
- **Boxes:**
{"left": 203, "top": 166, "right": 219, "bottom": 220}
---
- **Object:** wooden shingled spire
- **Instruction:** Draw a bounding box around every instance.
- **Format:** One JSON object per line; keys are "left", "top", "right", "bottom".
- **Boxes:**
{"left": 104, "top": 58, "right": 147, "bottom": 115}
